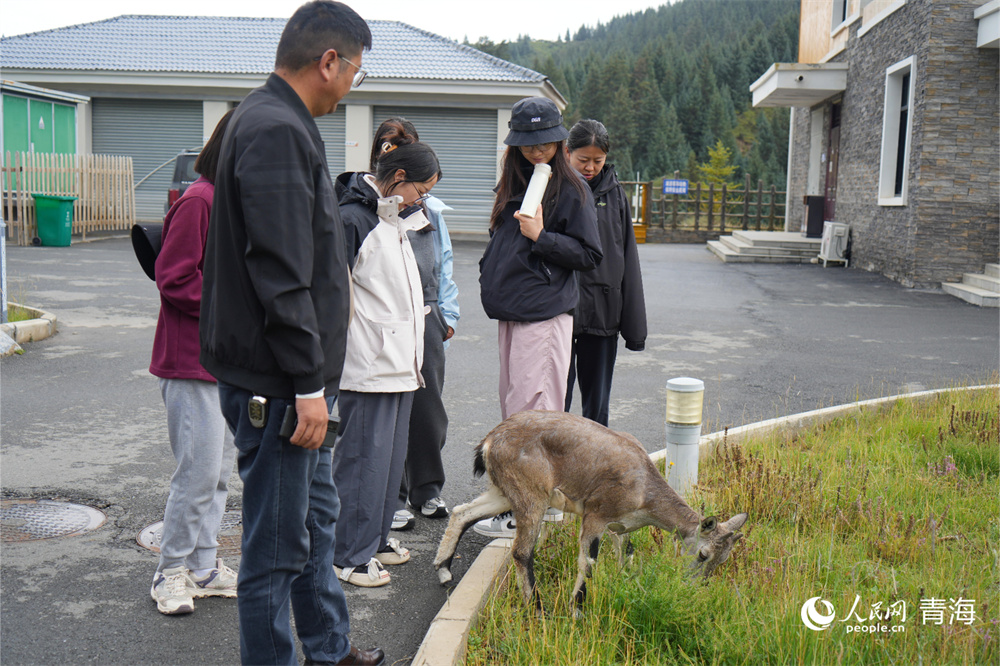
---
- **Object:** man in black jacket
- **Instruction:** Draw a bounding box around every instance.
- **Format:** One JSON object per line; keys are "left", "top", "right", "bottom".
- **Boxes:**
{"left": 200, "top": 3, "right": 383, "bottom": 664}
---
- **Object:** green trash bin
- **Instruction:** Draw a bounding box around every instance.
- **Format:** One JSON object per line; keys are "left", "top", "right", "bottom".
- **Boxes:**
{"left": 32, "top": 194, "right": 78, "bottom": 247}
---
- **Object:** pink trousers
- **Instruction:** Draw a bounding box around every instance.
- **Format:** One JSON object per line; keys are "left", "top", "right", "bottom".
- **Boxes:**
{"left": 497, "top": 314, "right": 573, "bottom": 420}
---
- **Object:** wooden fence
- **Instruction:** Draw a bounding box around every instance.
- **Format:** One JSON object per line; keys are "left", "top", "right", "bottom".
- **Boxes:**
{"left": 622, "top": 174, "right": 786, "bottom": 243}
{"left": 1, "top": 151, "right": 135, "bottom": 246}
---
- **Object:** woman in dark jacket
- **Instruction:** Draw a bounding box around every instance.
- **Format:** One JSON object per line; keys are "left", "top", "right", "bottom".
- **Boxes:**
{"left": 564, "top": 119, "right": 647, "bottom": 427}
{"left": 475, "top": 97, "right": 603, "bottom": 538}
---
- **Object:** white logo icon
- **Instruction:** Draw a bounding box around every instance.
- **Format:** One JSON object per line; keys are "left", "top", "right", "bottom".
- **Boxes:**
{"left": 531, "top": 116, "right": 541, "bottom": 122}
{"left": 801, "top": 596, "right": 836, "bottom": 631}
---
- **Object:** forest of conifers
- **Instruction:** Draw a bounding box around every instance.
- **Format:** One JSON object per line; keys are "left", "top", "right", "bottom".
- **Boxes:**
{"left": 467, "top": 0, "right": 799, "bottom": 188}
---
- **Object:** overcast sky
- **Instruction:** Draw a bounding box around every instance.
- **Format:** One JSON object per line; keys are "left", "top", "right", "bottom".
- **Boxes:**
{"left": 2, "top": 0, "right": 671, "bottom": 42}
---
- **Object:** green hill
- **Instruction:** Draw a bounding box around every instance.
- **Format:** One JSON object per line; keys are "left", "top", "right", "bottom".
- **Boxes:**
{"left": 468, "top": 0, "right": 799, "bottom": 187}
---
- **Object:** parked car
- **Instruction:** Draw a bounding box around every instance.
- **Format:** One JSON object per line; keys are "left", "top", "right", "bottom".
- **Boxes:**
{"left": 164, "top": 150, "right": 200, "bottom": 214}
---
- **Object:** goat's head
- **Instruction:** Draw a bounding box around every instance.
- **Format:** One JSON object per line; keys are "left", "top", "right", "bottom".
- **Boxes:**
{"left": 687, "top": 512, "right": 748, "bottom": 578}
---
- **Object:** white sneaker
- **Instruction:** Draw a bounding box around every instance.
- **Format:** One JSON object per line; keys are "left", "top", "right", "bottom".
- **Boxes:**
{"left": 473, "top": 507, "right": 563, "bottom": 538}
{"left": 335, "top": 558, "right": 390, "bottom": 587}
{"left": 418, "top": 497, "right": 449, "bottom": 518}
{"left": 151, "top": 566, "right": 195, "bottom": 615}
{"left": 391, "top": 509, "right": 415, "bottom": 531}
{"left": 473, "top": 511, "right": 517, "bottom": 538}
{"left": 187, "top": 558, "right": 238, "bottom": 598}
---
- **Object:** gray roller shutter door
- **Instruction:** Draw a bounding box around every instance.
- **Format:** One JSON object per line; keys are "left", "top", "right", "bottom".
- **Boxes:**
{"left": 373, "top": 107, "right": 495, "bottom": 233}
{"left": 91, "top": 98, "right": 202, "bottom": 221}
{"left": 315, "top": 109, "right": 346, "bottom": 178}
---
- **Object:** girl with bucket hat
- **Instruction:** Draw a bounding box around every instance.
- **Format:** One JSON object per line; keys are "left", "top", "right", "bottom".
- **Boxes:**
{"left": 476, "top": 96, "right": 603, "bottom": 537}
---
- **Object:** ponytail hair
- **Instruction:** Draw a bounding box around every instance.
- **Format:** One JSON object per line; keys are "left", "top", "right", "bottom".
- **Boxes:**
{"left": 567, "top": 119, "right": 610, "bottom": 154}
{"left": 489, "top": 143, "right": 587, "bottom": 232}
{"left": 370, "top": 117, "right": 419, "bottom": 172}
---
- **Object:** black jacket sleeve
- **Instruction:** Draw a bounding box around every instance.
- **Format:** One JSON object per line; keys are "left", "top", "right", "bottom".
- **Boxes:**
{"left": 617, "top": 189, "right": 647, "bottom": 351}
{"left": 531, "top": 184, "right": 603, "bottom": 272}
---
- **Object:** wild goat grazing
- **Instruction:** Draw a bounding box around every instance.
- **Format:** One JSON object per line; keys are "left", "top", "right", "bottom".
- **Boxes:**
{"left": 434, "top": 411, "right": 748, "bottom": 611}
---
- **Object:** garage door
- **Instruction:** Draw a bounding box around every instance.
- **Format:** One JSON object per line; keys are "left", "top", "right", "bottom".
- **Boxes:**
{"left": 316, "top": 110, "right": 346, "bottom": 178}
{"left": 373, "top": 107, "right": 496, "bottom": 233}
{"left": 91, "top": 98, "right": 203, "bottom": 221}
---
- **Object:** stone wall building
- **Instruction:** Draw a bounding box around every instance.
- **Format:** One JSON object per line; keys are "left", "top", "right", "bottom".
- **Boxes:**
{"left": 753, "top": 0, "right": 998, "bottom": 288}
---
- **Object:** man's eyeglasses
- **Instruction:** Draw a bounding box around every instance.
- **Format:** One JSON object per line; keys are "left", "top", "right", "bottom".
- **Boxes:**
{"left": 312, "top": 53, "right": 367, "bottom": 88}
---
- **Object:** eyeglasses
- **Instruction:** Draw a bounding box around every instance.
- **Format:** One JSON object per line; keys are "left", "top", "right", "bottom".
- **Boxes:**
{"left": 312, "top": 52, "right": 367, "bottom": 88}
{"left": 519, "top": 143, "right": 556, "bottom": 154}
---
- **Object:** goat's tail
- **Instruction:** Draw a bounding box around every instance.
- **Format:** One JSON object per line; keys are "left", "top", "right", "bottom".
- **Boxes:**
{"left": 473, "top": 436, "right": 489, "bottom": 479}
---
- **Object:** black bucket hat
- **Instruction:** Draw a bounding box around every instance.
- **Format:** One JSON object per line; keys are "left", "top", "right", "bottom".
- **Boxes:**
{"left": 503, "top": 97, "right": 569, "bottom": 146}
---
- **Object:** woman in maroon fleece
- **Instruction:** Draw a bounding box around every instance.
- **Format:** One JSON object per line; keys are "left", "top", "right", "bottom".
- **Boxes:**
{"left": 148, "top": 110, "right": 240, "bottom": 615}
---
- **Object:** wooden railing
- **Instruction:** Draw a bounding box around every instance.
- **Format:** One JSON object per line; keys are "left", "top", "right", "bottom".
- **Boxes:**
{"left": 1, "top": 151, "right": 136, "bottom": 246}
{"left": 621, "top": 174, "right": 786, "bottom": 242}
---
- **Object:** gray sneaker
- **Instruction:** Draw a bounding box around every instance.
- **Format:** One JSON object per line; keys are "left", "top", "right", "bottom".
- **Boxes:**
{"left": 473, "top": 511, "right": 517, "bottom": 538}
{"left": 151, "top": 566, "right": 195, "bottom": 615}
{"left": 186, "top": 558, "right": 238, "bottom": 598}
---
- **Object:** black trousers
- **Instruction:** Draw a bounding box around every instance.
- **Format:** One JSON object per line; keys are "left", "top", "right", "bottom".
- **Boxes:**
{"left": 565, "top": 333, "right": 619, "bottom": 427}
{"left": 399, "top": 305, "right": 449, "bottom": 507}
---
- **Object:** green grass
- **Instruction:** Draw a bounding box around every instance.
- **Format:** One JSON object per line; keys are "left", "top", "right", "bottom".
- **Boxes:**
{"left": 466, "top": 386, "right": 999, "bottom": 665}
{"left": 6, "top": 304, "right": 35, "bottom": 323}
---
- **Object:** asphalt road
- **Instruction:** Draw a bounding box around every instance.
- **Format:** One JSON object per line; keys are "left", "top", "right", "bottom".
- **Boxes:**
{"left": 1, "top": 237, "right": 996, "bottom": 665}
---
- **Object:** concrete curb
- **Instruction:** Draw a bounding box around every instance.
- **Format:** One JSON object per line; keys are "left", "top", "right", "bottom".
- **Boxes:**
{"left": 412, "top": 539, "right": 511, "bottom": 666}
{"left": 0, "top": 302, "right": 57, "bottom": 345}
{"left": 415, "top": 384, "right": 997, "bottom": 666}
{"left": 650, "top": 384, "right": 998, "bottom": 465}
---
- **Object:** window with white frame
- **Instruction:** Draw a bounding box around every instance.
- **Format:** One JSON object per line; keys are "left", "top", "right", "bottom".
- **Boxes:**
{"left": 878, "top": 56, "right": 915, "bottom": 205}
{"left": 832, "top": 0, "right": 850, "bottom": 29}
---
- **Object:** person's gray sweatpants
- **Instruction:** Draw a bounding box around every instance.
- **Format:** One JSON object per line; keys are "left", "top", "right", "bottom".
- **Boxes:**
{"left": 157, "top": 378, "right": 237, "bottom": 573}
{"left": 332, "top": 390, "right": 413, "bottom": 569}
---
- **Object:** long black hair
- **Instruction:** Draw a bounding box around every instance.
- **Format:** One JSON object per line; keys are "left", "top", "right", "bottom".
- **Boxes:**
{"left": 567, "top": 119, "right": 611, "bottom": 154}
{"left": 489, "top": 144, "right": 587, "bottom": 232}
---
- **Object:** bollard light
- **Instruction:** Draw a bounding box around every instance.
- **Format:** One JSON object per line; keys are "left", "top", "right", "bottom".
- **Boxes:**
{"left": 664, "top": 377, "right": 705, "bottom": 497}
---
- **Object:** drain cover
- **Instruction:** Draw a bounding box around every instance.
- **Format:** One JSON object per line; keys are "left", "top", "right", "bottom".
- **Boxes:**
{"left": 1, "top": 499, "right": 106, "bottom": 542}
{"left": 138, "top": 510, "right": 242, "bottom": 559}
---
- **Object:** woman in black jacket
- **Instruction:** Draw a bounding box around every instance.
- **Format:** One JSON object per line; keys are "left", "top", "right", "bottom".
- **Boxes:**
{"left": 564, "top": 119, "right": 647, "bottom": 427}
{"left": 475, "top": 97, "right": 603, "bottom": 538}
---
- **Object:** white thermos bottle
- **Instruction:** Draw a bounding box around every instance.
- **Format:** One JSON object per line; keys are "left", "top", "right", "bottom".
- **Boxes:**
{"left": 518, "top": 162, "right": 552, "bottom": 216}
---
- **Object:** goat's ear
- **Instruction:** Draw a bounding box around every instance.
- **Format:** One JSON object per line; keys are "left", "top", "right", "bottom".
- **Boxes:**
{"left": 700, "top": 516, "right": 718, "bottom": 532}
{"left": 723, "top": 512, "right": 749, "bottom": 532}
{"left": 731, "top": 532, "right": 744, "bottom": 543}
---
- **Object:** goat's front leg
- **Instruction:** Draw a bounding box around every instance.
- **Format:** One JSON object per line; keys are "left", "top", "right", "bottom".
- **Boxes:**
{"left": 510, "top": 507, "right": 546, "bottom": 612}
{"left": 434, "top": 488, "right": 511, "bottom": 585}
{"left": 571, "top": 514, "right": 607, "bottom": 617}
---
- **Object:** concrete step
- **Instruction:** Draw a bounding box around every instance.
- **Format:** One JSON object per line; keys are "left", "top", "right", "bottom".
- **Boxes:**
{"left": 942, "top": 282, "right": 1000, "bottom": 308}
{"left": 985, "top": 263, "right": 999, "bottom": 278}
{"left": 963, "top": 272, "right": 1000, "bottom": 293}
{"left": 731, "top": 230, "right": 822, "bottom": 250}
{"left": 720, "top": 235, "right": 818, "bottom": 258}
{"left": 707, "top": 239, "right": 816, "bottom": 264}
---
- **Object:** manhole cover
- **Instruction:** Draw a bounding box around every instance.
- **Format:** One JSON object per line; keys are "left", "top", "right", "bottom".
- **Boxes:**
{"left": 1, "top": 499, "right": 106, "bottom": 542}
{"left": 138, "top": 510, "right": 242, "bottom": 559}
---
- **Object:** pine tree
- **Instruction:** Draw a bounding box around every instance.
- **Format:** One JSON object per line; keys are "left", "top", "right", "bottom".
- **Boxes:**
{"left": 698, "top": 140, "right": 739, "bottom": 214}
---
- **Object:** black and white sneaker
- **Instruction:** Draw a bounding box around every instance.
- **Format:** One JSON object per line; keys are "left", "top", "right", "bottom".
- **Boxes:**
{"left": 391, "top": 509, "right": 415, "bottom": 531}
{"left": 418, "top": 497, "right": 449, "bottom": 518}
{"left": 473, "top": 511, "right": 516, "bottom": 538}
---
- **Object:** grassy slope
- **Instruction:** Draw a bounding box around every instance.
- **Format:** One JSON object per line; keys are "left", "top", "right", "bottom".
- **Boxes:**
{"left": 468, "top": 387, "right": 999, "bottom": 665}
